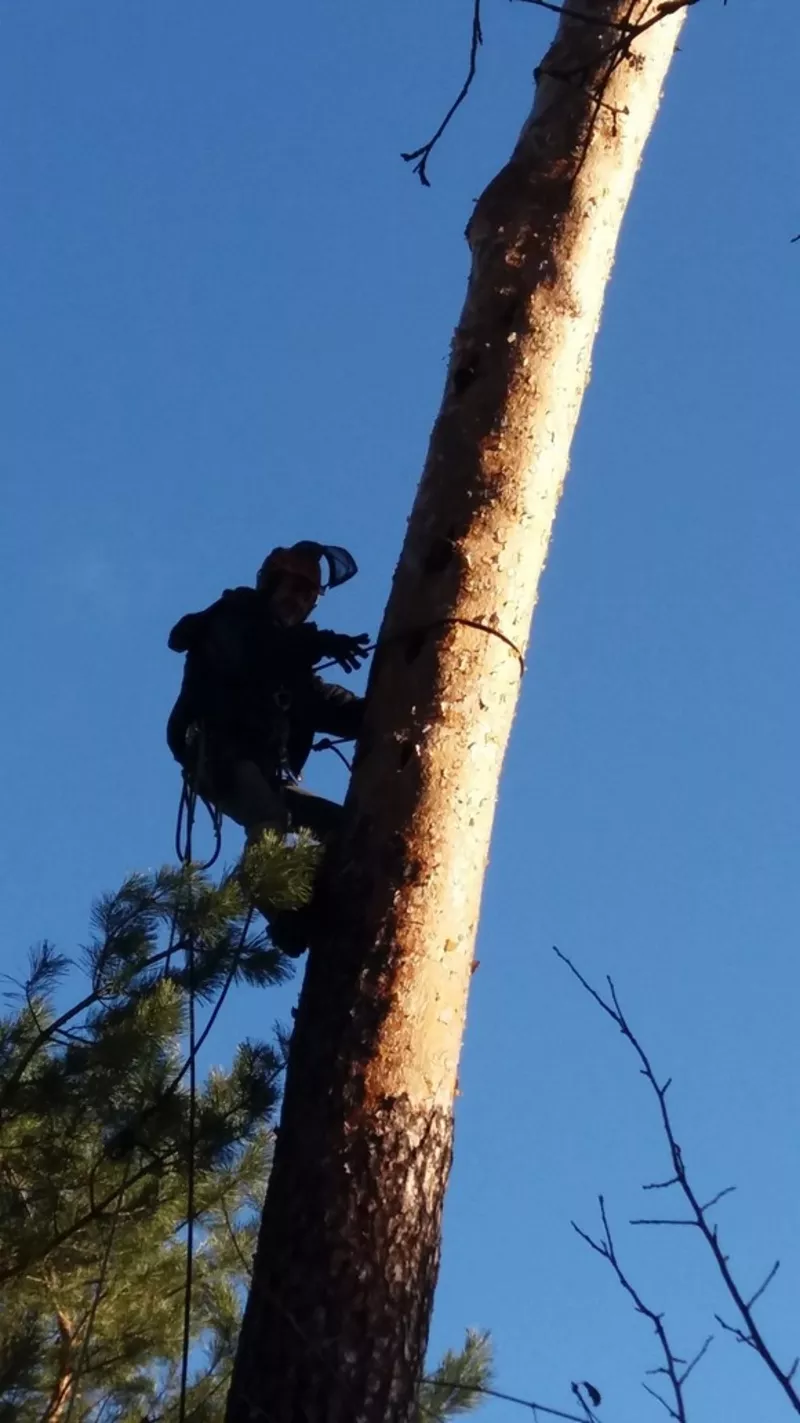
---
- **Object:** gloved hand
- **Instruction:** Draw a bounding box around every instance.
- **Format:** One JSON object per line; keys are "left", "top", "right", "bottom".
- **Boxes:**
{"left": 317, "top": 631, "right": 371, "bottom": 673}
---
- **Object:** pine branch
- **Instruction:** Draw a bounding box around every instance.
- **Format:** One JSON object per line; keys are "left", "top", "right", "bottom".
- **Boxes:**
{"left": 0, "top": 857, "right": 306, "bottom": 1417}
{"left": 417, "top": 1329, "right": 493, "bottom": 1420}
{"left": 0, "top": 944, "right": 180, "bottom": 1118}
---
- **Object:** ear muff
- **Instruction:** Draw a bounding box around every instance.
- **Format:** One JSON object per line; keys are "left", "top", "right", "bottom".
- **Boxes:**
{"left": 257, "top": 545, "right": 322, "bottom": 596}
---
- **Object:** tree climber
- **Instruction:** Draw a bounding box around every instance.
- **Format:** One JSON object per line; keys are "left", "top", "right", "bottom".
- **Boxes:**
{"left": 166, "top": 542, "right": 369, "bottom": 941}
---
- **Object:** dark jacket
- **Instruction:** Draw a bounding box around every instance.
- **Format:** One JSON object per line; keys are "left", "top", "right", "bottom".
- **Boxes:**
{"left": 167, "top": 586, "right": 363, "bottom": 780}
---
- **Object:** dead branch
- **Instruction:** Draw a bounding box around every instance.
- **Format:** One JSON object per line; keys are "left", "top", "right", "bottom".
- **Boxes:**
{"left": 402, "top": 0, "right": 701, "bottom": 186}
{"left": 554, "top": 945, "right": 800, "bottom": 1415}
{"left": 401, "top": 0, "right": 483, "bottom": 187}
{"left": 573, "top": 1194, "right": 709, "bottom": 1420}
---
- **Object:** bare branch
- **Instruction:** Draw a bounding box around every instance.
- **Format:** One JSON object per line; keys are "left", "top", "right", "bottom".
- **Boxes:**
{"left": 555, "top": 946, "right": 800, "bottom": 1415}
{"left": 516, "top": 0, "right": 699, "bottom": 37}
{"left": 573, "top": 1195, "right": 699, "bottom": 1423}
{"left": 401, "top": 0, "right": 483, "bottom": 187}
{"left": 403, "top": 0, "right": 700, "bottom": 186}
{"left": 553, "top": 946, "right": 621, "bottom": 1028}
{"left": 570, "top": 1218, "right": 610, "bottom": 1260}
{"left": 516, "top": 0, "right": 638, "bottom": 30}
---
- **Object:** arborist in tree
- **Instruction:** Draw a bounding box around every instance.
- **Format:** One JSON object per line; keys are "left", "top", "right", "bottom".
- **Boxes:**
{"left": 167, "top": 540, "right": 369, "bottom": 873}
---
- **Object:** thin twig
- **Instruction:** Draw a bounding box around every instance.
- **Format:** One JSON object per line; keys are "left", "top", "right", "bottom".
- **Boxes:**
{"left": 746, "top": 1261, "right": 781, "bottom": 1312}
{"left": 678, "top": 1334, "right": 714, "bottom": 1387}
{"left": 422, "top": 1379, "right": 601, "bottom": 1422}
{"left": 220, "top": 1194, "right": 254, "bottom": 1280}
{"left": 63, "top": 1164, "right": 132, "bottom": 1423}
{"left": 572, "top": 1195, "right": 692, "bottom": 1422}
{"left": 699, "top": 1186, "right": 737, "bottom": 1213}
{"left": 629, "top": 1216, "right": 695, "bottom": 1227}
{"left": 714, "top": 1313, "right": 757, "bottom": 1349}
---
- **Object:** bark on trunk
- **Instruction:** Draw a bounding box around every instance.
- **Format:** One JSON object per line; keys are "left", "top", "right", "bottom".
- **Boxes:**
{"left": 228, "top": 4, "right": 685, "bottom": 1420}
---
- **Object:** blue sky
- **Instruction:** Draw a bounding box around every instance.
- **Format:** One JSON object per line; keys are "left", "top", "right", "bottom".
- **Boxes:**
{"left": 2, "top": 0, "right": 800, "bottom": 1418}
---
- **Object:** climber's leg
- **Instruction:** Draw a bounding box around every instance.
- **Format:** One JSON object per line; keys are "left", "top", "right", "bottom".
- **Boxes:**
{"left": 282, "top": 785, "right": 344, "bottom": 842}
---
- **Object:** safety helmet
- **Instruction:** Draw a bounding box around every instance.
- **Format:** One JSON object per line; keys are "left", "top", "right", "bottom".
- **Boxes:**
{"left": 256, "top": 541, "right": 358, "bottom": 597}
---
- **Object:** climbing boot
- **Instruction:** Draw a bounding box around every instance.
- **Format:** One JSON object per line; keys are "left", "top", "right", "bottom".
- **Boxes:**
{"left": 265, "top": 904, "right": 315, "bottom": 958}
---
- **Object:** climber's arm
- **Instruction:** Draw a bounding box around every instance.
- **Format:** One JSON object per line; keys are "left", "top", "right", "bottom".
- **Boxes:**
{"left": 168, "top": 610, "right": 209, "bottom": 652}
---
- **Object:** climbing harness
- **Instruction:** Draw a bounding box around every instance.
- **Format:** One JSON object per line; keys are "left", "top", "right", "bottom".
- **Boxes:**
{"left": 272, "top": 685, "right": 297, "bottom": 790}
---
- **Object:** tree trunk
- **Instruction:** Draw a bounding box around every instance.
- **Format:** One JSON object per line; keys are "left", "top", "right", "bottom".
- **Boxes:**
{"left": 227, "top": 4, "right": 686, "bottom": 1420}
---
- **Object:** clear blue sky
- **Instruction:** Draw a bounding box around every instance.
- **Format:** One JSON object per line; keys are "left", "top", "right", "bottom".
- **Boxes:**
{"left": 3, "top": 1, "right": 800, "bottom": 1418}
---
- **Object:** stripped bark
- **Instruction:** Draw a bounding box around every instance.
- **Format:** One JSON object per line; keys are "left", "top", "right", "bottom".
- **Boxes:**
{"left": 227, "top": 4, "right": 687, "bottom": 1420}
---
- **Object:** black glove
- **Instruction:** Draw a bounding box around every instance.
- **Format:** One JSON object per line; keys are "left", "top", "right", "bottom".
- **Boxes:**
{"left": 317, "top": 631, "right": 371, "bottom": 673}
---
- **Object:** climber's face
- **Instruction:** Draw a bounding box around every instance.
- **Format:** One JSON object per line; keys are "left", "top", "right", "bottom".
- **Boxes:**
{"left": 268, "top": 572, "right": 319, "bottom": 627}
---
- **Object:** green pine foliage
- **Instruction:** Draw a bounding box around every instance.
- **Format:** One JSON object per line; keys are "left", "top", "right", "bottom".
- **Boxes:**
{"left": 239, "top": 829, "right": 322, "bottom": 912}
{"left": 0, "top": 839, "right": 491, "bottom": 1421}
{"left": 417, "top": 1329, "right": 494, "bottom": 1421}
{"left": 0, "top": 855, "right": 294, "bottom": 1423}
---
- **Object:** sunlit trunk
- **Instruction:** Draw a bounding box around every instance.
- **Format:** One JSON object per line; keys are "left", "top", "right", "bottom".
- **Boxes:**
{"left": 228, "top": 4, "right": 686, "bottom": 1419}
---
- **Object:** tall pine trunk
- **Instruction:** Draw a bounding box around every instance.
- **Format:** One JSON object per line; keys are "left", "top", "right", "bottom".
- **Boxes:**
{"left": 227, "top": 3, "right": 686, "bottom": 1419}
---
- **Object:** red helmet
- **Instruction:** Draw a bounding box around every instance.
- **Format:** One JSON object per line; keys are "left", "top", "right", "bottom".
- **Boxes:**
{"left": 256, "top": 542, "right": 357, "bottom": 596}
